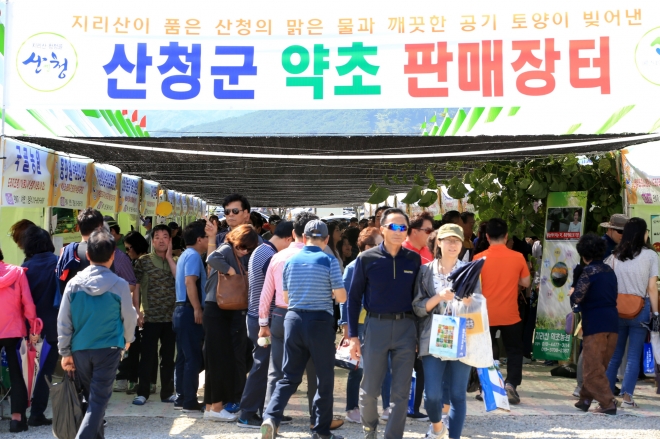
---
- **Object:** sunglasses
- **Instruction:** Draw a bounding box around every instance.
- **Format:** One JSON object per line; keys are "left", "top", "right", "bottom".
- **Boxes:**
{"left": 384, "top": 223, "right": 408, "bottom": 232}
{"left": 236, "top": 245, "right": 255, "bottom": 252}
{"left": 414, "top": 227, "right": 434, "bottom": 235}
{"left": 224, "top": 208, "right": 246, "bottom": 215}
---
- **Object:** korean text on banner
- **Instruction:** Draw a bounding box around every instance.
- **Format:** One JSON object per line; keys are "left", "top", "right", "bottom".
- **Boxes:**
{"left": 193, "top": 196, "right": 201, "bottom": 218}
{"left": 90, "top": 163, "right": 120, "bottom": 213}
{"left": 1, "top": 138, "right": 55, "bottom": 207}
{"left": 119, "top": 174, "right": 140, "bottom": 214}
{"left": 185, "top": 195, "right": 193, "bottom": 216}
{"left": 622, "top": 142, "right": 660, "bottom": 206}
{"left": 534, "top": 191, "right": 587, "bottom": 361}
{"left": 141, "top": 179, "right": 160, "bottom": 216}
{"left": 175, "top": 192, "right": 184, "bottom": 216}
{"left": 52, "top": 153, "right": 91, "bottom": 209}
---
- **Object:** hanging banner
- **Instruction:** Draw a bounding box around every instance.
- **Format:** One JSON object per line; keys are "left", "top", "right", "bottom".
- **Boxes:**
{"left": 52, "top": 153, "right": 92, "bottom": 209}
{"left": 202, "top": 200, "right": 207, "bottom": 217}
{"left": 175, "top": 192, "right": 184, "bottom": 216}
{"left": 192, "top": 196, "right": 200, "bottom": 218}
{"left": 185, "top": 194, "right": 193, "bottom": 215}
{"left": 141, "top": 179, "right": 160, "bottom": 216}
{"left": 4, "top": 0, "right": 660, "bottom": 135}
{"left": 90, "top": 163, "right": 120, "bottom": 212}
{"left": 534, "top": 191, "right": 587, "bottom": 361}
{"left": 118, "top": 174, "right": 141, "bottom": 214}
{"left": 622, "top": 142, "right": 660, "bottom": 206}
{"left": 1, "top": 138, "right": 55, "bottom": 207}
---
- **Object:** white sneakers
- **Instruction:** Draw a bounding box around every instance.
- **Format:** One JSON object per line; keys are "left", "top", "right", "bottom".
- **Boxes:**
{"left": 345, "top": 408, "right": 361, "bottom": 423}
{"left": 204, "top": 409, "right": 238, "bottom": 422}
{"left": 425, "top": 423, "right": 448, "bottom": 439}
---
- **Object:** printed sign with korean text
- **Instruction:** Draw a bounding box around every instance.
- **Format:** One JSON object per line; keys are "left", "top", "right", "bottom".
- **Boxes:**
{"left": 140, "top": 179, "right": 160, "bottom": 216}
{"left": 52, "top": 152, "right": 92, "bottom": 209}
{"left": 119, "top": 174, "right": 141, "bottom": 214}
{"left": 1, "top": 138, "right": 55, "bottom": 207}
{"left": 90, "top": 163, "right": 120, "bottom": 213}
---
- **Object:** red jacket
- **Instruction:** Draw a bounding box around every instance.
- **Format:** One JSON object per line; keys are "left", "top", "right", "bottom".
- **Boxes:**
{"left": 0, "top": 262, "right": 39, "bottom": 339}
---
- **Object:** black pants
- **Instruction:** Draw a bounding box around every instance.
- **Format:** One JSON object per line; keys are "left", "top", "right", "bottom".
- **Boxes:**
{"left": 229, "top": 309, "right": 248, "bottom": 403}
{"left": 203, "top": 305, "right": 238, "bottom": 405}
{"left": 490, "top": 321, "right": 524, "bottom": 387}
{"left": 30, "top": 337, "right": 60, "bottom": 418}
{"left": 413, "top": 357, "right": 424, "bottom": 413}
{"left": 137, "top": 322, "right": 175, "bottom": 400}
{"left": 0, "top": 338, "right": 27, "bottom": 417}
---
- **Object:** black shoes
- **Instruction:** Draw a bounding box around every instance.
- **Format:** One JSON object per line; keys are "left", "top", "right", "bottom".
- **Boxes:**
{"left": 9, "top": 419, "right": 28, "bottom": 433}
{"left": 27, "top": 415, "right": 52, "bottom": 427}
{"left": 574, "top": 399, "right": 592, "bottom": 412}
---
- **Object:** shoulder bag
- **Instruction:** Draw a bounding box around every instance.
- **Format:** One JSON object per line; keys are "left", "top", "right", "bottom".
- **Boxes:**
{"left": 216, "top": 247, "right": 249, "bottom": 310}
{"left": 610, "top": 257, "right": 645, "bottom": 319}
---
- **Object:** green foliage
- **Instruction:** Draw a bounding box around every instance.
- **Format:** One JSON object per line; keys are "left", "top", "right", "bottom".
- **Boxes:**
{"left": 418, "top": 191, "right": 438, "bottom": 208}
{"left": 401, "top": 185, "right": 424, "bottom": 204}
{"left": 367, "top": 187, "right": 390, "bottom": 204}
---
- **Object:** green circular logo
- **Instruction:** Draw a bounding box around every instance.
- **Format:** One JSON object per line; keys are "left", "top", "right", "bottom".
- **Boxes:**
{"left": 635, "top": 26, "right": 660, "bottom": 86}
{"left": 16, "top": 32, "right": 78, "bottom": 92}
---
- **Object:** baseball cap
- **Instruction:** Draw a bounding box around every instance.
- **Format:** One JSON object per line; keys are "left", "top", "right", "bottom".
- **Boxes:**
{"left": 599, "top": 214, "right": 629, "bottom": 231}
{"left": 168, "top": 221, "right": 180, "bottom": 230}
{"left": 304, "top": 219, "right": 329, "bottom": 239}
{"left": 436, "top": 223, "right": 464, "bottom": 241}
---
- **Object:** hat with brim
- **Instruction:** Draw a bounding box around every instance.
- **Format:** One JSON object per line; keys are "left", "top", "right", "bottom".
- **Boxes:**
{"left": 599, "top": 213, "right": 629, "bottom": 231}
{"left": 437, "top": 223, "right": 464, "bottom": 241}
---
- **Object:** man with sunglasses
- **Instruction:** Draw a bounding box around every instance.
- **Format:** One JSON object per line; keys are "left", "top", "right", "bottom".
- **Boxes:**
{"left": 402, "top": 211, "right": 435, "bottom": 265}
{"left": 348, "top": 208, "right": 421, "bottom": 439}
{"left": 209, "top": 194, "right": 259, "bottom": 249}
{"left": 600, "top": 214, "right": 628, "bottom": 258}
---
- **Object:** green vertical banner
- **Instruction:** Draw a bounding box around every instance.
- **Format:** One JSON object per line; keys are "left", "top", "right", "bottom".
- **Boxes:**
{"left": 533, "top": 191, "right": 588, "bottom": 361}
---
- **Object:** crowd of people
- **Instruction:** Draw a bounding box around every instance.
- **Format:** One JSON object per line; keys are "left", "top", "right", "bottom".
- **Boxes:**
{"left": 0, "top": 196, "right": 658, "bottom": 438}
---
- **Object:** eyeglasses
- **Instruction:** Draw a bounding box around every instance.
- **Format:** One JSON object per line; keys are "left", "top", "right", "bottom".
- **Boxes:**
{"left": 224, "top": 208, "right": 246, "bottom": 215}
{"left": 383, "top": 223, "right": 408, "bottom": 232}
{"left": 414, "top": 227, "right": 434, "bottom": 235}
{"left": 236, "top": 245, "right": 255, "bottom": 252}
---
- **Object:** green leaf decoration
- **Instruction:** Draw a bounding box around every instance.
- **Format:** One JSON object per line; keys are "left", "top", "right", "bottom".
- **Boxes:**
{"left": 466, "top": 107, "right": 485, "bottom": 132}
{"left": 426, "top": 168, "right": 438, "bottom": 190}
{"left": 451, "top": 109, "right": 468, "bottom": 135}
{"left": 598, "top": 158, "right": 611, "bottom": 173}
{"left": 518, "top": 178, "right": 531, "bottom": 189}
{"left": 429, "top": 114, "right": 437, "bottom": 123}
{"left": 401, "top": 185, "right": 424, "bottom": 204}
{"left": 508, "top": 106, "right": 521, "bottom": 116}
{"left": 382, "top": 175, "right": 391, "bottom": 185}
{"left": 393, "top": 175, "right": 401, "bottom": 184}
{"left": 430, "top": 125, "right": 439, "bottom": 136}
{"left": 439, "top": 116, "right": 452, "bottom": 136}
{"left": 486, "top": 107, "right": 503, "bottom": 123}
{"left": 565, "top": 123, "right": 582, "bottom": 134}
{"left": 367, "top": 187, "right": 390, "bottom": 204}
{"left": 418, "top": 191, "right": 438, "bottom": 207}
{"left": 421, "top": 121, "right": 427, "bottom": 129}
{"left": 414, "top": 174, "right": 426, "bottom": 186}
{"left": 649, "top": 117, "right": 660, "bottom": 133}
{"left": 403, "top": 175, "right": 409, "bottom": 184}
{"left": 368, "top": 183, "right": 378, "bottom": 193}
{"left": 596, "top": 105, "right": 635, "bottom": 134}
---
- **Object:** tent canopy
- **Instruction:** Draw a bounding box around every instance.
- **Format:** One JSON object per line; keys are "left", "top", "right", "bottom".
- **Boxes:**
{"left": 22, "top": 133, "right": 655, "bottom": 207}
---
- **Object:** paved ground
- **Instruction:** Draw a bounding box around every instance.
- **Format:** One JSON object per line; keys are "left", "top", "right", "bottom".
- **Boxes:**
{"left": 1, "top": 363, "right": 659, "bottom": 438}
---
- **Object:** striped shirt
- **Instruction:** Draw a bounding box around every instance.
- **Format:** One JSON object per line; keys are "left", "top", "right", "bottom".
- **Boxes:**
{"left": 247, "top": 241, "right": 277, "bottom": 318}
{"left": 259, "top": 242, "right": 305, "bottom": 326}
{"left": 282, "top": 245, "right": 343, "bottom": 315}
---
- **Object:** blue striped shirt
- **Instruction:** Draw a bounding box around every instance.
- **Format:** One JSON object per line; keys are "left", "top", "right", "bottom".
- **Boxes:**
{"left": 247, "top": 241, "right": 277, "bottom": 318}
{"left": 282, "top": 245, "right": 343, "bottom": 314}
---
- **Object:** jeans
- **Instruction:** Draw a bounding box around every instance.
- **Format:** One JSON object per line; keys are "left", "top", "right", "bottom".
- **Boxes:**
{"left": 173, "top": 306, "right": 204, "bottom": 409}
{"left": 137, "top": 322, "right": 175, "bottom": 400}
{"left": 30, "top": 337, "right": 59, "bottom": 418}
{"left": 421, "top": 356, "right": 472, "bottom": 439}
{"left": 73, "top": 348, "right": 122, "bottom": 439}
{"left": 264, "top": 310, "right": 336, "bottom": 435}
{"left": 606, "top": 298, "right": 651, "bottom": 397}
{"left": 345, "top": 324, "right": 392, "bottom": 411}
{"left": 240, "top": 315, "right": 271, "bottom": 419}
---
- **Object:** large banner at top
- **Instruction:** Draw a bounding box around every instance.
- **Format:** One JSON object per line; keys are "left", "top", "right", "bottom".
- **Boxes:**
{"left": 5, "top": 0, "right": 660, "bottom": 114}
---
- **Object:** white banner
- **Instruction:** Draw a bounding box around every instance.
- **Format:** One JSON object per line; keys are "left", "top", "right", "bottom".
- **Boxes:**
{"left": 1, "top": 138, "right": 55, "bottom": 207}
{"left": 118, "top": 174, "right": 141, "bottom": 214}
{"left": 140, "top": 179, "right": 160, "bottom": 216}
{"left": 90, "top": 163, "right": 121, "bottom": 212}
{"left": 622, "top": 142, "right": 660, "bottom": 205}
{"left": 5, "top": 0, "right": 660, "bottom": 123}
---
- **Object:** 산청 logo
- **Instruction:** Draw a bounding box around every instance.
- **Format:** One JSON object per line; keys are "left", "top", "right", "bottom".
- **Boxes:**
{"left": 635, "top": 26, "right": 660, "bottom": 86}
{"left": 16, "top": 32, "right": 78, "bottom": 92}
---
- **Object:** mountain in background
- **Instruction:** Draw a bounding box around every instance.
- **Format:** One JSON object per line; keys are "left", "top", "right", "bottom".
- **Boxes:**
{"left": 156, "top": 109, "right": 437, "bottom": 136}
{"left": 141, "top": 110, "right": 253, "bottom": 136}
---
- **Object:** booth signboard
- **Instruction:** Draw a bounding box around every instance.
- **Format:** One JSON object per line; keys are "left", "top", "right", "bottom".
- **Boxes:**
{"left": 167, "top": 189, "right": 176, "bottom": 207}
{"left": 622, "top": 142, "right": 660, "bottom": 206}
{"left": 185, "top": 195, "right": 193, "bottom": 216}
{"left": 652, "top": 215, "right": 660, "bottom": 252}
{"left": 1, "top": 138, "right": 55, "bottom": 207}
{"left": 192, "top": 196, "right": 200, "bottom": 218}
{"left": 90, "top": 163, "right": 120, "bottom": 213}
{"left": 4, "top": 1, "right": 660, "bottom": 136}
{"left": 534, "top": 191, "right": 587, "bottom": 360}
{"left": 141, "top": 179, "right": 160, "bottom": 216}
{"left": 119, "top": 174, "right": 141, "bottom": 214}
{"left": 52, "top": 152, "right": 92, "bottom": 209}
{"left": 202, "top": 200, "right": 207, "bottom": 217}
{"left": 175, "top": 192, "right": 184, "bottom": 216}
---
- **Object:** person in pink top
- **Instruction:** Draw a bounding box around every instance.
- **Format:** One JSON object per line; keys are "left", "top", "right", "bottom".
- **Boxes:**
{"left": 258, "top": 212, "right": 344, "bottom": 431}
{"left": 0, "top": 246, "right": 41, "bottom": 433}
{"left": 402, "top": 212, "right": 435, "bottom": 265}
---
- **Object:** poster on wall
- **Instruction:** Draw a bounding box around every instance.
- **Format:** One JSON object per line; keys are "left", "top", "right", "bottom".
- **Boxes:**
{"left": 90, "top": 163, "right": 120, "bottom": 212}
{"left": 651, "top": 215, "right": 660, "bottom": 252}
{"left": 534, "top": 191, "right": 587, "bottom": 361}
{"left": 119, "top": 174, "right": 141, "bottom": 214}
{"left": 1, "top": 138, "right": 55, "bottom": 207}
{"left": 141, "top": 179, "right": 160, "bottom": 217}
{"left": 52, "top": 152, "right": 92, "bottom": 209}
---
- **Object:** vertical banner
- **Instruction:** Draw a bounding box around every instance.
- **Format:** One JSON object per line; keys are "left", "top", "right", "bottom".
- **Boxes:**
{"left": 534, "top": 191, "right": 588, "bottom": 361}
{"left": 118, "top": 174, "right": 141, "bottom": 214}
{"left": 90, "top": 163, "right": 120, "bottom": 213}
{"left": 651, "top": 215, "right": 660, "bottom": 252}
{"left": 193, "top": 196, "right": 200, "bottom": 218}
{"left": 1, "top": 138, "right": 55, "bottom": 207}
{"left": 52, "top": 153, "right": 92, "bottom": 209}
{"left": 175, "top": 192, "right": 184, "bottom": 217}
{"left": 202, "top": 200, "right": 207, "bottom": 217}
{"left": 140, "top": 179, "right": 160, "bottom": 217}
{"left": 185, "top": 194, "right": 193, "bottom": 216}
{"left": 167, "top": 189, "right": 176, "bottom": 216}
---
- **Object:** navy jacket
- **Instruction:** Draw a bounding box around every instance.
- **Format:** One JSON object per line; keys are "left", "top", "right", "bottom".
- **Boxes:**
{"left": 347, "top": 243, "right": 421, "bottom": 337}
{"left": 22, "top": 252, "right": 59, "bottom": 341}
{"left": 570, "top": 259, "right": 618, "bottom": 336}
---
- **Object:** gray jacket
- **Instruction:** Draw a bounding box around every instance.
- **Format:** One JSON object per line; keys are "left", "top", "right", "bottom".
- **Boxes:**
{"left": 205, "top": 243, "right": 250, "bottom": 304}
{"left": 412, "top": 260, "right": 480, "bottom": 357}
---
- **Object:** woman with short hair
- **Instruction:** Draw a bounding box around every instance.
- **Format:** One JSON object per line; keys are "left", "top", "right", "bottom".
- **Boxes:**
{"left": 605, "top": 217, "right": 659, "bottom": 408}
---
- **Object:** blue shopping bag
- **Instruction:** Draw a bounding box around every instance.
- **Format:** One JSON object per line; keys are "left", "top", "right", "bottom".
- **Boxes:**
{"left": 643, "top": 343, "right": 654, "bottom": 375}
{"left": 407, "top": 370, "right": 416, "bottom": 415}
{"left": 477, "top": 364, "right": 510, "bottom": 412}
{"left": 428, "top": 314, "right": 467, "bottom": 359}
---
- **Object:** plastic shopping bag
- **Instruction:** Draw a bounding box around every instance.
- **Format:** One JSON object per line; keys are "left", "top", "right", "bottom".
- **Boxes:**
{"left": 407, "top": 370, "right": 416, "bottom": 415}
{"left": 652, "top": 332, "right": 660, "bottom": 366}
{"left": 477, "top": 364, "right": 510, "bottom": 412}
{"left": 451, "top": 294, "right": 493, "bottom": 367}
{"left": 428, "top": 314, "right": 466, "bottom": 359}
{"left": 51, "top": 374, "right": 85, "bottom": 439}
{"left": 334, "top": 337, "right": 361, "bottom": 371}
{"left": 644, "top": 342, "right": 655, "bottom": 374}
